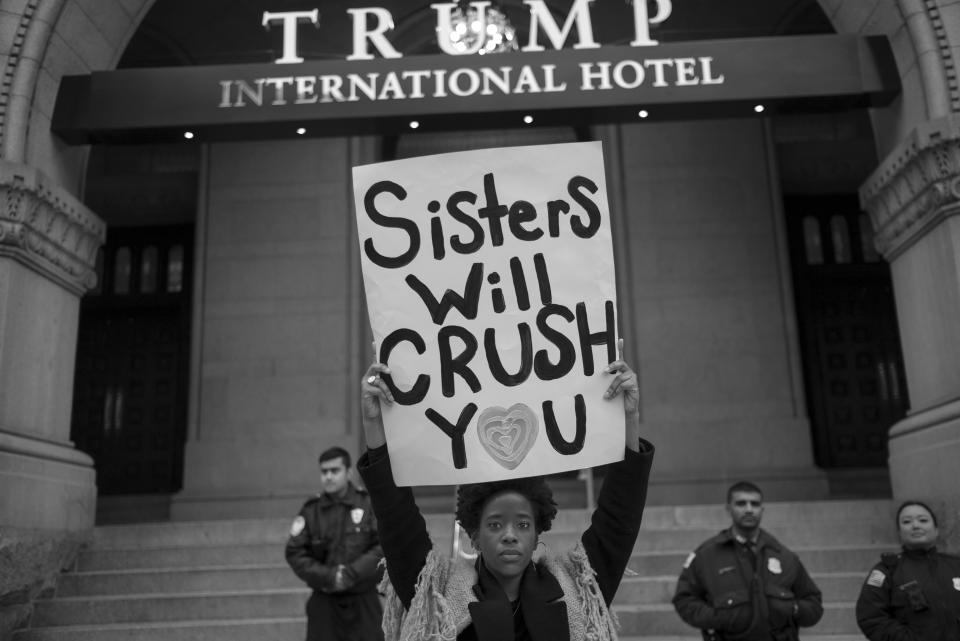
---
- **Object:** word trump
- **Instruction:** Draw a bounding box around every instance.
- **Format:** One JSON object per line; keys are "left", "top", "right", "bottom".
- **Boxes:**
{"left": 263, "top": 0, "right": 673, "bottom": 63}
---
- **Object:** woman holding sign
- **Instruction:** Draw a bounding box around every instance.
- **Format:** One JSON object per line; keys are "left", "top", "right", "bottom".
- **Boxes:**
{"left": 356, "top": 341, "right": 654, "bottom": 641}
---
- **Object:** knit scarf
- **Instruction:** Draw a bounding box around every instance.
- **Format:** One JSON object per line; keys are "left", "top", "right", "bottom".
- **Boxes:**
{"left": 379, "top": 542, "right": 618, "bottom": 641}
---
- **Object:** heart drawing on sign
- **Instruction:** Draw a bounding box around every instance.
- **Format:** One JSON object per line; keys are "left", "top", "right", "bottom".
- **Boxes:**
{"left": 477, "top": 403, "right": 539, "bottom": 470}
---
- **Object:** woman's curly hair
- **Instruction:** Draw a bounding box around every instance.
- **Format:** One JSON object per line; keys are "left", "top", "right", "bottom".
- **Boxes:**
{"left": 456, "top": 476, "right": 558, "bottom": 537}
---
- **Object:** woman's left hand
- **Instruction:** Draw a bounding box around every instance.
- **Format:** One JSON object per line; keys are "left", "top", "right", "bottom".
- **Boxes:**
{"left": 604, "top": 338, "right": 641, "bottom": 451}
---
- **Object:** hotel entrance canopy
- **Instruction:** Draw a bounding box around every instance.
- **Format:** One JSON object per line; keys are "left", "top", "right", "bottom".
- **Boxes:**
{"left": 53, "top": 33, "right": 899, "bottom": 144}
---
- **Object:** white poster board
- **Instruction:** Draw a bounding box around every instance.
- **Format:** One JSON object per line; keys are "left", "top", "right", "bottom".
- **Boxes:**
{"left": 353, "top": 141, "right": 623, "bottom": 486}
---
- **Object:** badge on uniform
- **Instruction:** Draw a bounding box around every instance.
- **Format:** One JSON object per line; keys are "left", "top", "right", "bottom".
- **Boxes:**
{"left": 290, "top": 515, "right": 306, "bottom": 537}
{"left": 351, "top": 507, "right": 365, "bottom": 525}
{"left": 867, "top": 569, "right": 886, "bottom": 588}
{"left": 767, "top": 557, "right": 782, "bottom": 574}
{"left": 953, "top": 577, "right": 960, "bottom": 591}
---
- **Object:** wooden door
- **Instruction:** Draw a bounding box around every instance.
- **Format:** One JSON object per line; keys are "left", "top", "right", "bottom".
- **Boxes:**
{"left": 786, "top": 197, "right": 908, "bottom": 468}
{"left": 71, "top": 226, "right": 192, "bottom": 494}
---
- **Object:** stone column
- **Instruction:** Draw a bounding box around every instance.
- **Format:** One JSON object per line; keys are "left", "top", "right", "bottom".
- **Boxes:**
{"left": 0, "top": 160, "right": 105, "bottom": 633}
{"left": 860, "top": 115, "right": 960, "bottom": 548}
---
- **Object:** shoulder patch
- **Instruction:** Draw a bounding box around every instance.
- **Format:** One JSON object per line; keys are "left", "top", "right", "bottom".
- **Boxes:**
{"left": 767, "top": 557, "right": 783, "bottom": 574}
{"left": 866, "top": 569, "right": 886, "bottom": 588}
{"left": 290, "top": 515, "right": 306, "bottom": 537}
{"left": 683, "top": 552, "right": 696, "bottom": 569}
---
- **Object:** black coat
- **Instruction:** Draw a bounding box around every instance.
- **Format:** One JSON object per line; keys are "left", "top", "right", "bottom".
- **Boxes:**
{"left": 856, "top": 546, "right": 960, "bottom": 641}
{"left": 672, "top": 528, "right": 823, "bottom": 641}
{"left": 357, "top": 439, "right": 655, "bottom": 641}
{"left": 285, "top": 482, "right": 384, "bottom": 641}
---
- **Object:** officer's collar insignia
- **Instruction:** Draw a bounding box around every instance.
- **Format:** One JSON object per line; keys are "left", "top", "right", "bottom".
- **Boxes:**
{"left": 351, "top": 507, "right": 364, "bottom": 525}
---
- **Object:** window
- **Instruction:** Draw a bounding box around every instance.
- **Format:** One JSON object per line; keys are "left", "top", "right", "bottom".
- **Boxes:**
{"left": 113, "top": 247, "right": 131, "bottom": 294}
{"left": 167, "top": 245, "right": 184, "bottom": 293}
{"left": 830, "top": 216, "right": 852, "bottom": 264}
{"left": 802, "top": 217, "right": 824, "bottom": 265}
{"left": 140, "top": 246, "right": 159, "bottom": 293}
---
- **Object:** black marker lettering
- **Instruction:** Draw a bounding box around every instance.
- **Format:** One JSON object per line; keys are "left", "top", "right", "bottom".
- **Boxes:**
{"left": 576, "top": 300, "right": 616, "bottom": 376}
{"left": 438, "top": 325, "right": 481, "bottom": 397}
{"left": 425, "top": 403, "right": 477, "bottom": 469}
{"left": 543, "top": 394, "right": 586, "bottom": 455}
{"left": 534, "top": 304, "right": 576, "bottom": 380}
{"left": 567, "top": 175, "right": 601, "bottom": 239}
{"left": 485, "top": 324, "right": 533, "bottom": 386}
{"left": 477, "top": 173, "right": 508, "bottom": 246}
{"left": 406, "top": 263, "right": 484, "bottom": 325}
{"left": 379, "top": 328, "right": 430, "bottom": 405}
{"left": 363, "top": 180, "right": 420, "bottom": 268}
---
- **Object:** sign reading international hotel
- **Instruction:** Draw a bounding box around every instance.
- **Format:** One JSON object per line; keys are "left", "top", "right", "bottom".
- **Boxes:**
{"left": 52, "top": 1, "right": 900, "bottom": 143}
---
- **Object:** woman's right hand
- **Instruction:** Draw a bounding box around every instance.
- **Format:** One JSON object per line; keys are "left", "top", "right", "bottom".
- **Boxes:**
{"left": 360, "top": 361, "right": 393, "bottom": 449}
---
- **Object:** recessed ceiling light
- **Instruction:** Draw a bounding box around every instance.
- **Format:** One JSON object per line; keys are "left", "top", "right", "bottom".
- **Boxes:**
{"left": 638, "top": 110, "right": 649, "bottom": 118}
{"left": 183, "top": 131, "right": 194, "bottom": 139}
{"left": 754, "top": 104, "right": 765, "bottom": 113}
{"left": 296, "top": 127, "right": 306, "bottom": 135}
{"left": 409, "top": 120, "right": 420, "bottom": 129}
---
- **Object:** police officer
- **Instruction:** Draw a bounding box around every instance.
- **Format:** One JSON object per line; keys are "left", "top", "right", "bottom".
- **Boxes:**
{"left": 285, "top": 446, "right": 384, "bottom": 641}
{"left": 856, "top": 500, "right": 960, "bottom": 641}
{"left": 672, "top": 481, "right": 823, "bottom": 641}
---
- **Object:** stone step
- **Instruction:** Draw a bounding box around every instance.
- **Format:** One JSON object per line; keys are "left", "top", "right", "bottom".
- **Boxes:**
{"left": 613, "top": 602, "right": 860, "bottom": 636}
{"left": 604, "top": 498, "right": 892, "bottom": 530}
{"left": 628, "top": 545, "right": 893, "bottom": 576}
{"left": 12, "top": 618, "right": 304, "bottom": 641}
{"left": 12, "top": 622, "right": 867, "bottom": 641}
{"left": 85, "top": 499, "right": 894, "bottom": 549}
{"left": 540, "top": 522, "right": 897, "bottom": 552}
{"left": 76, "top": 543, "right": 287, "bottom": 572}
{"left": 74, "top": 540, "right": 453, "bottom": 573}
{"left": 55, "top": 559, "right": 869, "bottom": 605}
{"left": 618, "top": 637, "right": 866, "bottom": 641}
{"left": 74, "top": 532, "right": 896, "bottom": 578}
{"left": 56, "top": 565, "right": 303, "bottom": 597}
{"left": 88, "top": 513, "right": 454, "bottom": 549}
{"left": 612, "top": 571, "right": 867, "bottom": 606}
{"left": 30, "top": 590, "right": 308, "bottom": 628}
{"left": 27, "top": 596, "right": 866, "bottom": 638}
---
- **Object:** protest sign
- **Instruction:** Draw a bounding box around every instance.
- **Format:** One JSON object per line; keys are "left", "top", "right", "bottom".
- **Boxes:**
{"left": 353, "top": 141, "right": 623, "bottom": 486}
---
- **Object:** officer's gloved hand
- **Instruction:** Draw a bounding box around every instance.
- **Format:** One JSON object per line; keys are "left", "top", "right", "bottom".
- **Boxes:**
{"left": 332, "top": 565, "right": 347, "bottom": 591}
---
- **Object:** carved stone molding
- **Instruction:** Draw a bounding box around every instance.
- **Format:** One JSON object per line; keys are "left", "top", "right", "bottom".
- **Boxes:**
{"left": 0, "top": 161, "right": 105, "bottom": 295}
{"left": 860, "top": 115, "right": 960, "bottom": 261}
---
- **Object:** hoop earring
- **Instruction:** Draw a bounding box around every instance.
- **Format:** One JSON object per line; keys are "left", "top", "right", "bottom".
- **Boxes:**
{"left": 533, "top": 539, "right": 547, "bottom": 561}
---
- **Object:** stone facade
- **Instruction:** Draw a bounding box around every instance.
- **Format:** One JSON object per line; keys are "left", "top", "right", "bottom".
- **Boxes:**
{"left": 4, "top": 0, "right": 960, "bottom": 633}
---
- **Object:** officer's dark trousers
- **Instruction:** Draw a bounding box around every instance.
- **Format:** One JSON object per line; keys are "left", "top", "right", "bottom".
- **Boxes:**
{"left": 305, "top": 590, "right": 384, "bottom": 641}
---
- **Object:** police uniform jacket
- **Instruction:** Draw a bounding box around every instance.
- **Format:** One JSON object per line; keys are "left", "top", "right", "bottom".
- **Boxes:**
{"left": 856, "top": 546, "right": 960, "bottom": 641}
{"left": 672, "top": 528, "right": 823, "bottom": 641}
{"left": 285, "top": 481, "right": 383, "bottom": 595}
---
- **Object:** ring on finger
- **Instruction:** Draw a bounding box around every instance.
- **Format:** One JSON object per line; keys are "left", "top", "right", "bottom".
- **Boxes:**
{"left": 366, "top": 375, "right": 379, "bottom": 385}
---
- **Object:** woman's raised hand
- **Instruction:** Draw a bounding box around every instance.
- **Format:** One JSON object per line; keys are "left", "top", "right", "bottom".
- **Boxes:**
{"left": 360, "top": 357, "right": 392, "bottom": 449}
{"left": 604, "top": 338, "right": 642, "bottom": 451}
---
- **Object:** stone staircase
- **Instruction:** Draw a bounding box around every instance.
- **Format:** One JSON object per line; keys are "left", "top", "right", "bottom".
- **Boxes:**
{"left": 13, "top": 499, "right": 894, "bottom": 640}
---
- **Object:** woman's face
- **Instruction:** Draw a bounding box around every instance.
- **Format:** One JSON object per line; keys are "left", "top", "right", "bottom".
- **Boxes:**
{"left": 898, "top": 504, "right": 938, "bottom": 549}
{"left": 473, "top": 491, "right": 538, "bottom": 585}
